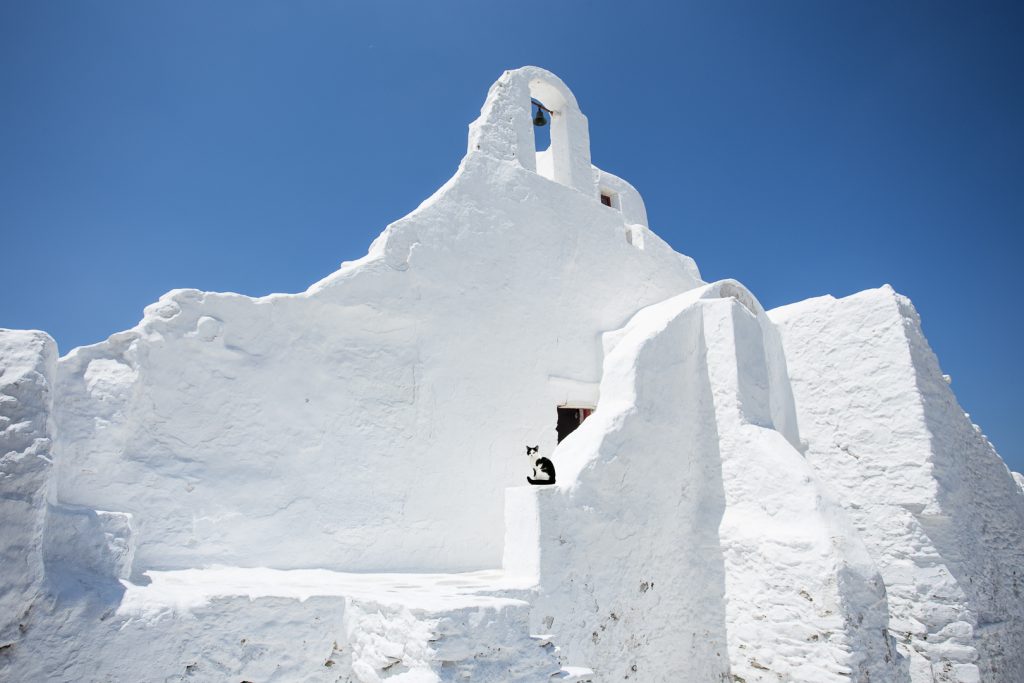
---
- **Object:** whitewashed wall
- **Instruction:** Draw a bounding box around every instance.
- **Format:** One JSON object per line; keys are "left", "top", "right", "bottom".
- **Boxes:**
{"left": 52, "top": 67, "right": 703, "bottom": 574}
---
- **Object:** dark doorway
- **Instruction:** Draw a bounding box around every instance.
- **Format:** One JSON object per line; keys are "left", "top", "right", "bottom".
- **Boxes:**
{"left": 557, "top": 406, "right": 593, "bottom": 443}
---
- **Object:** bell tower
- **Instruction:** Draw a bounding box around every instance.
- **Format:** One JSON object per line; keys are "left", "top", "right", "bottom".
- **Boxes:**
{"left": 467, "top": 66, "right": 598, "bottom": 197}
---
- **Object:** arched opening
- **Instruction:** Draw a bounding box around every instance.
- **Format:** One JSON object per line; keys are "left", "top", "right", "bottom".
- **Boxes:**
{"left": 493, "top": 69, "right": 594, "bottom": 197}
{"left": 528, "top": 78, "right": 571, "bottom": 187}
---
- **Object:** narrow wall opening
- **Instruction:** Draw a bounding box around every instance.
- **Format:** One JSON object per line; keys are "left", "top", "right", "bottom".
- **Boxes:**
{"left": 532, "top": 99, "right": 555, "bottom": 181}
{"left": 523, "top": 73, "right": 593, "bottom": 195}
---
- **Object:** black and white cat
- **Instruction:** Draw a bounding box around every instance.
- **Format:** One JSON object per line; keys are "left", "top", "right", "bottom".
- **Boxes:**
{"left": 526, "top": 445, "right": 556, "bottom": 485}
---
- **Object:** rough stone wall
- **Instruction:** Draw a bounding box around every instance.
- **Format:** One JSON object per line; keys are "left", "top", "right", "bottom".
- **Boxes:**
{"left": 704, "top": 299, "right": 894, "bottom": 683}
{"left": 771, "top": 286, "right": 1024, "bottom": 682}
{"left": 898, "top": 294, "right": 1024, "bottom": 681}
{"left": 0, "top": 329, "right": 56, "bottom": 650}
{"left": 3, "top": 584, "right": 555, "bottom": 683}
{"left": 526, "top": 283, "right": 895, "bottom": 683}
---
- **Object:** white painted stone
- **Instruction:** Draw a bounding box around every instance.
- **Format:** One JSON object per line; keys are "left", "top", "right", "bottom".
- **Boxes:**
{"left": 0, "top": 67, "right": 1021, "bottom": 682}
{"left": 0, "top": 329, "right": 56, "bottom": 649}
{"left": 51, "top": 67, "right": 702, "bottom": 576}
{"left": 771, "top": 287, "right": 1024, "bottom": 682}
{"left": 525, "top": 282, "right": 895, "bottom": 682}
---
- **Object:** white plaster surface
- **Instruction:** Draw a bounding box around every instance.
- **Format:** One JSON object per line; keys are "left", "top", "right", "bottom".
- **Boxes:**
{"left": 1, "top": 67, "right": 1022, "bottom": 682}
{"left": 525, "top": 282, "right": 894, "bottom": 682}
{"left": 51, "top": 67, "right": 701, "bottom": 576}
{"left": 0, "top": 329, "right": 56, "bottom": 648}
{"left": 771, "top": 287, "right": 1024, "bottom": 682}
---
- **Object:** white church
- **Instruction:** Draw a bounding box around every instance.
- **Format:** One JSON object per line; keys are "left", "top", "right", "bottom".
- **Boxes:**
{"left": 2, "top": 67, "right": 1023, "bottom": 683}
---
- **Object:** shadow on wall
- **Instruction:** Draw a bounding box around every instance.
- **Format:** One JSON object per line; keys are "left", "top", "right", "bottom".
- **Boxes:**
{"left": 39, "top": 503, "right": 132, "bottom": 630}
{"left": 903, "top": 296, "right": 1024, "bottom": 681}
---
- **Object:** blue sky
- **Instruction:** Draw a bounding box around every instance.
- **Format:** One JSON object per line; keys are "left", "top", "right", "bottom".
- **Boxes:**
{"left": 2, "top": 2, "right": 1022, "bottom": 470}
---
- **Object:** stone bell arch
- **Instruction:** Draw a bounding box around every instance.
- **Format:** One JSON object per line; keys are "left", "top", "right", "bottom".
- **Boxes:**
{"left": 467, "top": 66, "right": 598, "bottom": 197}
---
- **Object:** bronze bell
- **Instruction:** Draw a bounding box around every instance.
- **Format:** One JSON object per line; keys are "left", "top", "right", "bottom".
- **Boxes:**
{"left": 533, "top": 107, "right": 547, "bottom": 127}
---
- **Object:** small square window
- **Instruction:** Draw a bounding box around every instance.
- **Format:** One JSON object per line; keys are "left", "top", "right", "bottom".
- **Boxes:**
{"left": 599, "top": 190, "right": 619, "bottom": 210}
